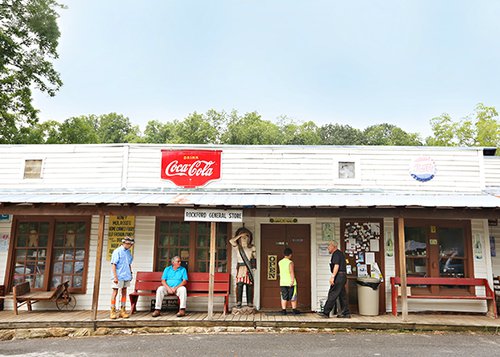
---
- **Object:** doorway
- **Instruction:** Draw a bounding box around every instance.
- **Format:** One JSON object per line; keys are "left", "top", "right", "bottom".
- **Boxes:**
{"left": 260, "top": 224, "right": 311, "bottom": 310}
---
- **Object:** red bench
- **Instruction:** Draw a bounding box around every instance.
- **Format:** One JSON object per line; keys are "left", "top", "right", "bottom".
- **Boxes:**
{"left": 129, "top": 271, "right": 230, "bottom": 314}
{"left": 390, "top": 276, "right": 497, "bottom": 318}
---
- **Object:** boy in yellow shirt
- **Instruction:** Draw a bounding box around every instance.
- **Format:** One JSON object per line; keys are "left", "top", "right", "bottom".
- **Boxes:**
{"left": 278, "top": 247, "right": 299, "bottom": 315}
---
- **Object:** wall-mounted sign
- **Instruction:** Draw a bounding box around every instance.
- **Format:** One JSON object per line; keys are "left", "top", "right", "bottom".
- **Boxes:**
{"left": 0, "top": 215, "right": 10, "bottom": 222}
{"left": 269, "top": 218, "right": 298, "bottom": 223}
{"left": 321, "top": 223, "right": 334, "bottom": 241}
{"left": 409, "top": 156, "right": 436, "bottom": 182}
{"left": 184, "top": 209, "right": 243, "bottom": 222}
{"left": 161, "top": 149, "right": 222, "bottom": 188}
{"left": 107, "top": 215, "right": 135, "bottom": 260}
{"left": 267, "top": 255, "right": 277, "bottom": 280}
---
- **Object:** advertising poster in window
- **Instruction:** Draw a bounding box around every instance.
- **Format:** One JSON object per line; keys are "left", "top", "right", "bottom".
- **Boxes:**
{"left": 0, "top": 233, "right": 9, "bottom": 252}
{"left": 106, "top": 216, "right": 135, "bottom": 260}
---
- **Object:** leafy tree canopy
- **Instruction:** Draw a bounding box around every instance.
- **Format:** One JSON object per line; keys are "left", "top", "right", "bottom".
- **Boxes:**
{"left": 0, "top": 0, "right": 64, "bottom": 140}
{"left": 426, "top": 103, "right": 500, "bottom": 149}
{"left": 319, "top": 123, "right": 364, "bottom": 145}
{"left": 363, "top": 123, "right": 422, "bottom": 146}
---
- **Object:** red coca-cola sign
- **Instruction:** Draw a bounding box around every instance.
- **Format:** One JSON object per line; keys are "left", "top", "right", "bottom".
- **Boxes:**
{"left": 161, "top": 150, "right": 222, "bottom": 188}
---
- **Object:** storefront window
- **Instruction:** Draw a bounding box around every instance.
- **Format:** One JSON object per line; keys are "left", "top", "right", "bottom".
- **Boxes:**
{"left": 155, "top": 220, "right": 230, "bottom": 273}
{"left": 10, "top": 217, "right": 90, "bottom": 293}
{"left": 399, "top": 220, "right": 472, "bottom": 295}
{"left": 156, "top": 221, "right": 190, "bottom": 271}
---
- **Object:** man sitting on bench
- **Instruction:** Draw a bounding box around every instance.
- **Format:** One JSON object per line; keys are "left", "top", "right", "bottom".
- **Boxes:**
{"left": 152, "top": 256, "right": 188, "bottom": 318}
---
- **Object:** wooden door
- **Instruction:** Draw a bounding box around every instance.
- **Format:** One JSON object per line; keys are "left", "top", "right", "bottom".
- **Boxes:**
{"left": 260, "top": 224, "right": 311, "bottom": 310}
{"left": 340, "top": 219, "right": 385, "bottom": 314}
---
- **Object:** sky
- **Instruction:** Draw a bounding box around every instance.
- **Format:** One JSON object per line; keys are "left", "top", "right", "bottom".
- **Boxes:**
{"left": 32, "top": 0, "right": 500, "bottom": 138}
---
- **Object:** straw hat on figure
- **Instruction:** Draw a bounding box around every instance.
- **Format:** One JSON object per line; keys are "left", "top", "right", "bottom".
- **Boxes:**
{"left": 230, "top": 227, "right": 256, "bottom": 309}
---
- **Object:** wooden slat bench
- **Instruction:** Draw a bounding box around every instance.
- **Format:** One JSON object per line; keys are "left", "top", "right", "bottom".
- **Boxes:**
{"left": 0, "top": 281, "right": 73, "bottom": 315}
{"left": 390, "top": 277, "right": 497, "bottom": 318}
{"left": 129, "top": 271, "right": 231, "bottom": 314}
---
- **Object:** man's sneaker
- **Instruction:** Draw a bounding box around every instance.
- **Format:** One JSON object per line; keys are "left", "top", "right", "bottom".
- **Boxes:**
{"left": 152, "top": 309, "right": 161, "bottom": 317}
{"left": 292, "top": 309, "right": 301, "bottom": 315}
{"left": 281, "top": 310, "right": 287, "bottom": 315}
{"left": 176, "top": 309, "right": 186, "bottom": 317}
{"left": 337, "top": 314, "right": 352, "bottom": 318}
{"left": 316, "top": 312, "right": 329, "bottom": 318}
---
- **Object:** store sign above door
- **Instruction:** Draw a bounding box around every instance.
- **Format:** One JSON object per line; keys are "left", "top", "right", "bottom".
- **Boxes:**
{"left": 161, "top": 149, "right": 222, "bottom": 188}
{"left": 184, "top": 209, "right": 243, "bottom": 222}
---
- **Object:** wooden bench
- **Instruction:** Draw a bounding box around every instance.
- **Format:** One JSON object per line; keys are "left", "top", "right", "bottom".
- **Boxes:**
{"left": 494, "top": 276, "right": 500, "bottom": 312}
{"left": 129, "top": 271, "right": 231, "bottom": 314}
{"left": 0, "top": 281, "right": 75, "bottom": 315}
{"left": 390, "top": 277, "right": 497, "bottom": 318}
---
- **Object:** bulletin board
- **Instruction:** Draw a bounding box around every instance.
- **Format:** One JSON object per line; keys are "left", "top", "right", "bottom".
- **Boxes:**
{"left": 341, "top": 220, "right": 383, "bottom": 279}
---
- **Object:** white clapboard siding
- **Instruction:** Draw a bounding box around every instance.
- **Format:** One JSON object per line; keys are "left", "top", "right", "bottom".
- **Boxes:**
{"left": 0, "top": 144, "right": 489, "bottom": 192}
{"left": 484, "top": 156, "right": 500, "bottom": 188}
{"left": 384, "top": 218, "right": 396, "bottom": 312}
{"left": 314, "top": 218, "right": 340, "bottom": 312}
{"left": 0, "top": 145, "right": 125, "bottom": 189}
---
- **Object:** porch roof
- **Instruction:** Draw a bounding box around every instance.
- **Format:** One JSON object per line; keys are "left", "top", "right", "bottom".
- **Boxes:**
{"left": 0, "top": 189, "right": 499, "bottom": 209}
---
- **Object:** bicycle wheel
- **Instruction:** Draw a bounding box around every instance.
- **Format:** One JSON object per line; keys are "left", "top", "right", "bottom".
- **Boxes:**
{"left": 56, "top": 293, "right": 77, "bottom": 311}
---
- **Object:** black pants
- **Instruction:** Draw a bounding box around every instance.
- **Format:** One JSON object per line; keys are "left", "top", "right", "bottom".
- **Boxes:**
{"left": 323, "top": 273, "right": 350, "bottom": 316}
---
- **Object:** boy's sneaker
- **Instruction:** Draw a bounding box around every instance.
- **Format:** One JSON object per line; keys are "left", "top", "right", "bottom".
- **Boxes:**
{"left": 281, "top": 310, "right": 287, "bottom": 315}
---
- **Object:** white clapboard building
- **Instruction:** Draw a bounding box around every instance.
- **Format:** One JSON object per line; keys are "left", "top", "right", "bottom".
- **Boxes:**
{"left": 0, "top": 144, "right": 499, "bottom": 315}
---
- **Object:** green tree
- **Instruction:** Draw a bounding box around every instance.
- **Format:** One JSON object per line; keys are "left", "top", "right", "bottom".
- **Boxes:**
{"left": 363, "top": 123, "right": 422, "bottom": 146}
{"left": 97, "top": 113, "right": 140, "bottom": 143}
{"left": 143, "top": 119, "right": 177, "bottom": 143}
{"left": 426, "top": 103, "right": 500, "bottom": 148}
{"left": 173, "top": 112, "right": 219, "bottom": 144}
{"left": 319, "top": 123, "right": 364, "bottom": 145}
{"left": 58, "top": 115, "right": 99, "bottom": 144}
{"left": 10, "top": 119, "right": 60, "bottom": 143}
{"left": 0, "top": 0, "right": 64, "bottom": 142}
{"left": 221, "top": 112, "right": 282, "bottom": 145}
{"left": 277, "top": 117, "right": 321, "bottom": 145}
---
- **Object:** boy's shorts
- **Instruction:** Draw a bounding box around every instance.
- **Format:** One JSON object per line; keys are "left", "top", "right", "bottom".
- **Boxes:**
{"left": 280, "top": 286, "right": 297, "bottom": 301}
{"left": 112, "top": 280, "right": 131, "bottom": 289}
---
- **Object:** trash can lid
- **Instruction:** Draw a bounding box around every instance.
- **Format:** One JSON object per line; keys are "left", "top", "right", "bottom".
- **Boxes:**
{"left": 356, "top": 277, "right": 380, "bottom": 283}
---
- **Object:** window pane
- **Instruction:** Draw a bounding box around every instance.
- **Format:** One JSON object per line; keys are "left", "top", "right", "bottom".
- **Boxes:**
{"left": 156, "top": 221, "right": 190, "bottom": 271}
{"left": 405, "top": 227, "right": 428, "bottom": 276}
{"left": 438, "top": 227, "right": 466, "bottom": 278}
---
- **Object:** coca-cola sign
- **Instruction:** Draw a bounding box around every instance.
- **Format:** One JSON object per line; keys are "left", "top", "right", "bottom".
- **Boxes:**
{"left": 161, "top": 150, "right": 222, "bottom": 188}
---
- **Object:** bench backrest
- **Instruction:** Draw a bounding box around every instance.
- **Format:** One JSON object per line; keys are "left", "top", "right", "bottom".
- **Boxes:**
{"left": 13, "top": 281, "right": 30, "bottom": 298}
{"left": 134, "top": 272, "right": 164, "bottom": 292}
{"left": 391, "top": 277, "right": 488, "bottom": 286}
{"left": 134, "top": 271, "right": 231, "bottom": 294}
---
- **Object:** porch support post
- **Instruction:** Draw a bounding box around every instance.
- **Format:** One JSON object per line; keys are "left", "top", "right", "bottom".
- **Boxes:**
{"left": 91, "top": 214, "right": 106, "bottom": 321}
{"left": 398, "top": 216, "right": 408, "bottom": 321}
{"left": 208, "top": 222, "right": 216, "bottom": 319}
